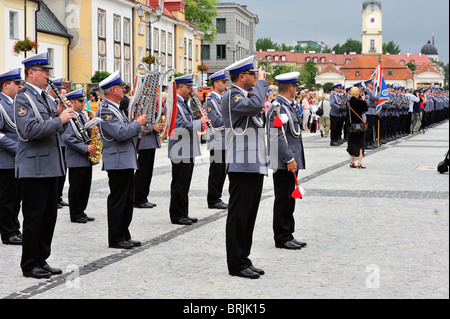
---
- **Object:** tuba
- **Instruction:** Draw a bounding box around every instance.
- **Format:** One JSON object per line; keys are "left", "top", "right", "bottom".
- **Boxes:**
{"left": 128, "top": 56, "right": 175, "bottom": 131}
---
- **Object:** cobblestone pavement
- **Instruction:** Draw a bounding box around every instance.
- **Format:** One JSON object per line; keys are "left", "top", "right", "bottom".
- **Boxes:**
{"left": 1, "top": 122, "right": 448, "bottom": 301}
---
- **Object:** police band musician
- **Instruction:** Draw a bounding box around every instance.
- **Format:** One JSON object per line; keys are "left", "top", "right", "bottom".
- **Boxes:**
{"left": 14, "top": 52, "right": 77, "bottom": 279}
{"left": 222, "top": 56, "right": 269, "bottom": 279}
{"left": 205, "top": 69, "right": 229, "bottom": 210}
{"left": 168, "top": 74, "right": 209, "bottom": 226}
{"left": 266, "top": 72, "right": 307, "bottom": 251}
{"left": 0, "top": 68, "right": 23, "bottom": 246}
{"left": 97, "top": 71, "right": 147, "bottom": 250}
{"left": 62, "top": 88, "right": 96, "bottom": 224}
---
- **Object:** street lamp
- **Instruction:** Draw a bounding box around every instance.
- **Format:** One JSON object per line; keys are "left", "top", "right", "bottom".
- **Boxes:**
{"left": 199, "top": 27, "right": 212, "bottom": 86}
{"left": 227, "top": 40, "right": 241, "bottom": 63}
{"left": 137, "top": 4, "right": 163, "bottom": 58}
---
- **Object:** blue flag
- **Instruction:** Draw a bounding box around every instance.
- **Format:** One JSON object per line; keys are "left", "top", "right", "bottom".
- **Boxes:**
{"left": 376, "top": 75, "right": 389, "bottom": 113}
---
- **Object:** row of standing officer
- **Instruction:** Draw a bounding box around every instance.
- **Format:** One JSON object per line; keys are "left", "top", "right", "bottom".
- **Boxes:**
{"left": 1, "top": 52, "right": 308, "bottom": 280}
{"left": 328, "top": 80, "right": 449, "bottom": 149}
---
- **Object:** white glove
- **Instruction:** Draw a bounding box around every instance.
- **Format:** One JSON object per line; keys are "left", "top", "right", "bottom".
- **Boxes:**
{"left": 280, "top": 113, "right": 289, "bottom": 124}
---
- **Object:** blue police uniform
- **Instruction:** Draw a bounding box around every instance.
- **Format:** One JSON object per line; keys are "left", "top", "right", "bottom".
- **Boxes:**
{"left": 205, "top": 70, "right": 228, "bottom": 209}
{"left": 222, "top": 56, "right": 269, "bottom": 279}
{"left": 62, "top": 88, "right": 94, "bottom": 223}
{"left": 266, "top": 72, "right": 307, "bottom": 250}
{"left": 168, "top": 74, "right": 202, "bottom": 225}
{"left": 133, "top": 121, "right": 161, "bottom": 209}
{"left": 329, "top": 84, "right": 344, "bottom": 145}
{"left": 97, "top": 71, "right": 143, "bottom": 249}
{"left": 0, "top": 68, "right": 22, "bottom": 245}
{"left": 14, "top": 53, "right": 65, "bottom": 278}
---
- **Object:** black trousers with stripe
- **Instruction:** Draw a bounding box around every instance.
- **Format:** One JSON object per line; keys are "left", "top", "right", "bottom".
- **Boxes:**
{"left": 226, "top": 172, "right": 264, "bottom": 273}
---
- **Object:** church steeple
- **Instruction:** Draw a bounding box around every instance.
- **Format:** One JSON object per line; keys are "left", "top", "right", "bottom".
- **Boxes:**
{"left": 361, "top": 1, "right": 383, "bottom": 55}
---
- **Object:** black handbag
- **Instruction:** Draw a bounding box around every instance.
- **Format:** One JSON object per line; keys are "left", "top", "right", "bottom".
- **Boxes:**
{"left": 348, "top": 102, "right": 367, "bottom": 133}
{"left": 316, "top": 101, "right": 324, "bottom": 116}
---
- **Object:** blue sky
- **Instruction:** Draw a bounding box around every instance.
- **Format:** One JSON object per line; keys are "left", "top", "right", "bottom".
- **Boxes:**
{"left": 239, "top": 0, "right": 449, "bottom": 63}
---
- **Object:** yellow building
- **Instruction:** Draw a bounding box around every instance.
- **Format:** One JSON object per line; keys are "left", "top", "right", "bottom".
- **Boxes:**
{"left": 133, "top": 0, "right": 203, "bottom": 86}
{"left": 1, "top": 0, "right": 71, "bottom": 80}
{"left": 0, "top": 0, "right": 39, "bottom": 72}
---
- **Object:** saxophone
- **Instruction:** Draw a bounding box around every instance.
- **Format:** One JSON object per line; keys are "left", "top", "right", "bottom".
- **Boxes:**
{"left": 88, "top": 126, "right": 103, "bottom": 165}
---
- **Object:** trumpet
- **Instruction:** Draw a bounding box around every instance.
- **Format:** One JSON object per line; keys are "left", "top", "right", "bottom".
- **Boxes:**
{"left": 190, "top": 93, "right": 220, "bottom": 142}
{"left": 47, "top": 79, "right": 91, "bottom": 144}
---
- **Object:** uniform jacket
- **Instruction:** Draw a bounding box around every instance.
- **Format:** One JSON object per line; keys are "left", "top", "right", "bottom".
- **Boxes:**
{"left": 62, "top": 112, "right": 91, "bottom": 168}
{"left": 14, "top": 83, "right": 66, "bottom": 178}
{"left": 266, "top": 95, "right": 306, "bottom": 171}
{"left": 168, "top": 96, "right": 202, "bottom": 161}
{"left": 205, "top": 91, "right": 225, "bottom": 151}
{"left": 139, "top": 129, "right": 161, "bottom": 150}
{"left": 365, "top": 89, "right": 380, "bottom": 116}
{"left": 222, "top": 81, "right": 269, "bottom": 175}
{"left": 97, "top": 99, "right": 141, "bottom": 171}
{"left": 0, "top": 93, "right": 18, "bottom": 169}
{"left": 329, "top": 91, "right": 343, "bottom": 117}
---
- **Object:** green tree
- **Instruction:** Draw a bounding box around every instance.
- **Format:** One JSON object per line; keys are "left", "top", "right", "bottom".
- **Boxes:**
{"left": 383, "top": 41, "right": 401, "bottom": 54}
{"left": 269, "top": 64, "right": 299, "bottom": 83}
{"left": 91, "top": 71, "right": 110, "bottom": 83}
{"left": 333, "top": 38, "right": 362, "bottom": 54}
{"left": 256, "top": 38, "right": 280, "bottom": 51}
{"left": 434, "top": 60, "right": 449, "bottom": 87}
{"left": 185, "top": 0, "right": 219, "bottom": 42}
{"left": 406, "top": 61, "right": 417, "bottom": 72}
{"left": 299, "top": 61, "right": 318, "bottom": 90}
{"left": 322, "top": 82, "right": 335, "bottom": 93}
{"left": 280, "top": 43, "right": 293, "bottom": 51}
{"left": 322, "top": 45, "right": 333, "bottom": 53}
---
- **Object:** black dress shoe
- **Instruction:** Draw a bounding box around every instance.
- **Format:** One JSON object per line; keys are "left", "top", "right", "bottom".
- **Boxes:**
{"left": 2, "top": 234, "right": 22, "bottom": 245}
{"left": 229, "top": 268, "right": 260, "bottom": 279}
{"left": 292, "top": 239, "right": 307, "bottom": 247}
{"left": 330, "top": 142, "right": 340, "bottom": 146}
{"left": 85, "top": 216, "right": 95, "bottom": 222}
{"left": 57, "top": 204, "right": 63, "bottom": 209}
{"left": 42, "top": 264, "right": 62, "bottom": 275}
{"left": 275, "top": 240, "right": 303, "bottom": 250}
{"left": 127, "top": 239, "right": 141, "bottom": 247}
{"left": 109, "top": 241, "right": 134, "bottom": 249}
{"left": 249, "top": 266, "right": 265, "bottom": 275}
{"left": 208, "top": 201, "right": 228, "bottom": 209}
{"left": 59, "top": 200, "right": 69, "bottom": 207}
{"left": 134, "top": 202, "right": 154, "bottom": 209}
{"left": 186, "top": 216, "right": 198, "bottom": 223}
{"left": 23, "top": 267, "right": 52, "bottom": 279}
{"left": 171, "top": 218, "right": 192, "bottom": 225}
{"left": 71, "top": 217, "right": 88, "bottom": 224}
{"left": 147, "top": 202, "right": 157, "bottom": 207}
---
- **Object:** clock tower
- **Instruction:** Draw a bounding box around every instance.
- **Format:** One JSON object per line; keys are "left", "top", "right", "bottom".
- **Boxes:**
{"left": 362, "top": 1, "right": 383, "bottom": 55}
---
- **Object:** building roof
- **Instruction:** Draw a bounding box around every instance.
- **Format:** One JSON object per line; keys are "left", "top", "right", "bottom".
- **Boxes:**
{"left": 340, "top": 55, "right": 413, "bottom": 80}
{"left": 37, "top": 2, "right": 72, "bottom": 38}
{"left": 421, "top": 40, "right": 439, "bottom": 55}
{"left": 317, "top": 63, "right": 343, "bottom": 76}
{"left": 256, "top": 51, "right": 362, "bottom": 65}
{"left": 362, "top": 1, "right": 382, "bottom": 10}
{"left": 384, "top": 53, "right": 432, "bottom": 66}
{"left": 415, "top": 63, "right": 441, "bottom": 75}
